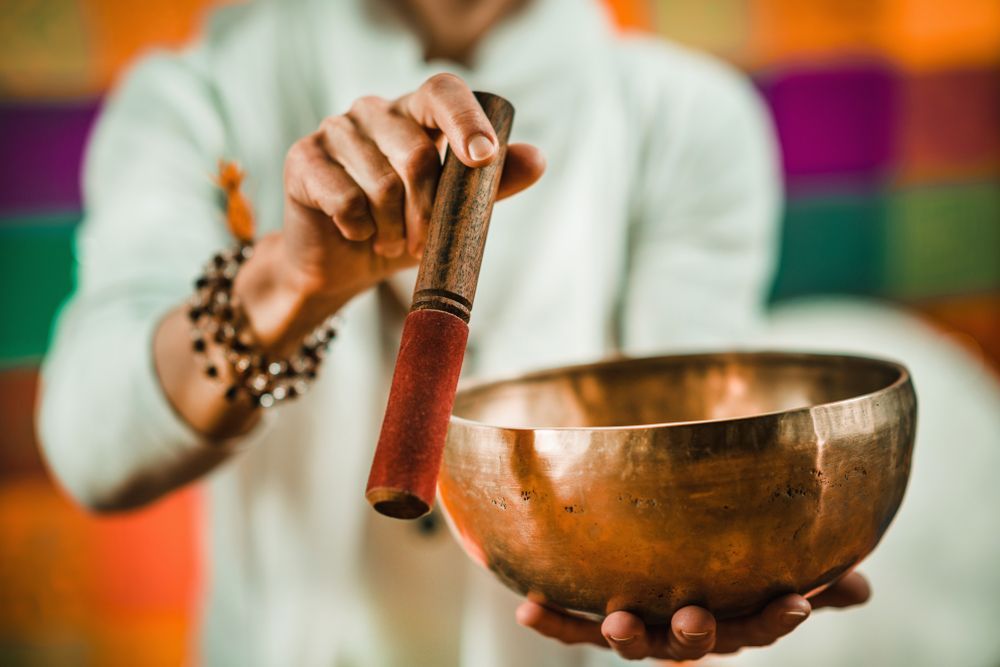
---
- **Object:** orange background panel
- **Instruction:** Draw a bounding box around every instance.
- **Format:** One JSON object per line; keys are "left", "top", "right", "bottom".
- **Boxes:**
{"left": 749, "top": 0, "right": 1000, "bottom": 71}
{"left": 0, "top": 480, "right": 201, "bottom": 666}
{"left": 0, "top": 363, "right": 200, "bottom": 665}
{"left": 748, "top": 0, "right": 887, "bottom": 67}
{"left": 81, "top": 0, "right": 235, "bottom": 92}
{"left": 91, "top": 490, "right": 201, "bottom": 613}
{"left": 913, "top": 293, "right": 1000, "bottom": 371}
{"left": 0, "top": 481, "right": 97, "bottom": 635}
{"left": 882, "top": 0, "right": 1000, "bottom": 71}
{"left": 603, "top": 0, "right": 655, "bottom": 31}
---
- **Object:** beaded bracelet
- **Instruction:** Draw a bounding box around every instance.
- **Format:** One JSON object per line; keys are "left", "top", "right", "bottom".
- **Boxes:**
{"left": 186, "top": 161, "right": 338, "bottom": 408}
{"left": 187, "top": 242, "right": 338, "bottom": 408}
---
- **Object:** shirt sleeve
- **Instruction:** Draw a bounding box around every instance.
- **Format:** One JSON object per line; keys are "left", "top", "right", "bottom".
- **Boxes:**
{"left": 37, "top": 50, "right": 270, "bottom": 511}
{"left": 619, "top": 43, "right": 782, "bottom": 355}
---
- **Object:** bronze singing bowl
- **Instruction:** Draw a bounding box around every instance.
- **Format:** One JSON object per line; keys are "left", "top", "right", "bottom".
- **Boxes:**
{"left": 438, "top": 352, "right": 916, "bottom": 623}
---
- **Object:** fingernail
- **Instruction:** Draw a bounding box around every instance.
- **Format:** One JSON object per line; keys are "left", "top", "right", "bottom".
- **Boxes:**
{"left": 608, "top": 634, "right": 636, "bottom": 645}
{"left": 467, "top": 134, "right": 495, "bottom": 161}
{"left": 680, "top": 630, "right": 710, "bottom": 642}
{"left": 781, "top": 610, "right": 809, "bottom": 626}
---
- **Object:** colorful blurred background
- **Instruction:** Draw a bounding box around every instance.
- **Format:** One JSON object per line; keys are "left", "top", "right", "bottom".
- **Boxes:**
{"left": 1, "top": 0, "right": 997, "bottom": 664}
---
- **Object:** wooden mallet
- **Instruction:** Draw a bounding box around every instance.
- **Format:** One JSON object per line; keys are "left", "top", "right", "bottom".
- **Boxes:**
{"left": 366, "top": 92, "right": 514, "bottom": 520}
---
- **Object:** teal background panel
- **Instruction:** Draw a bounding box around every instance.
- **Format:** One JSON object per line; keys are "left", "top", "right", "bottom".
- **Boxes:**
{"left": 0, "top": 217, "right": 77, "bottom": 365}
{"left": 770, "top": 193, "right": 888, "bottom": 301}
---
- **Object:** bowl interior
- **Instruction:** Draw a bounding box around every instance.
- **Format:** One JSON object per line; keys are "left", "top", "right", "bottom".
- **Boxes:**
{"left": 453, "top": 352, "right": 903, "bottom": 429}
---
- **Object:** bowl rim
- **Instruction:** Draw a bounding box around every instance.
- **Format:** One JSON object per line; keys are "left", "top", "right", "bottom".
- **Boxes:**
{"left": 449, "top": 350, "right": 912, "bottom": 433}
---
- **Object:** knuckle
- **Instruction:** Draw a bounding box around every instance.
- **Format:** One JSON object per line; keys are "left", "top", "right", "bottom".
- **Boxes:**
{"left": 400, "top": 142, "right": 439, "bottom": 180}
{"left": 349, "top": 95, "right": 386, "bottom": 118}
{"left": 425, "top": 72, "right": 464, "bottom": 95}
{"left": 372, "top": 171, "right": 403, "bottom": 201}
{"left": 283, "top": 138, "right": 314, "bottom": 185}
{"left": 332, "top": 188, "right": 369, "bottom": 221}
{"left": 285, "top": 137, "right": 310, "bottom": 164}
{"left": 320, "top": 114, "right": 354, "bottom": 139}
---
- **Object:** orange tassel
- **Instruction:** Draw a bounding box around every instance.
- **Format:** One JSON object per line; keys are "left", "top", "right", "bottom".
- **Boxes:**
{"left": 217, "top": 160, "right": 255, "bottom": 243}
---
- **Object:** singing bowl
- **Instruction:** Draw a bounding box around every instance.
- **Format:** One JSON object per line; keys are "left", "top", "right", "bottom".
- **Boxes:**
{"left": 438, "top": 352, "right": 916, "bottom": 623}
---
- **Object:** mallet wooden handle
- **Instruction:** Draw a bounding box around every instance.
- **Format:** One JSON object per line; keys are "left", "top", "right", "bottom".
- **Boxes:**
{"left": 366, "top": 92, "right": 514, "bottom": 519}
{"left": 411, "top": 93, "right": 514, "bottom": 320}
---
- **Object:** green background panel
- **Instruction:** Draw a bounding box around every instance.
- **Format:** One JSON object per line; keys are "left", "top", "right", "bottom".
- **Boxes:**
{"left": 1, "top": 187, "right": 997, "bottom": 362}
{"left": 770, "top": 193, "right": 888, "bottom": 301}
{"left": 885, "top": 183, "right": 1000, "bottom": 299}
{"left": 0, "top": 217, "right": 77, "bottom": 365}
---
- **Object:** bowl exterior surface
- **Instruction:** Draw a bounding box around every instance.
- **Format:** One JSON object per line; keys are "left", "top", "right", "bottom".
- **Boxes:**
{"left": 438, "top": 353, "right": 916, "bottom": 622}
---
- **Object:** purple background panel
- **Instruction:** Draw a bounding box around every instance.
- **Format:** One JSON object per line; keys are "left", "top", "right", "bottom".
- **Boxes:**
{"left": 0, "top": 101, "right": 101, "bottom": 218}
{"left": 758, "top": 62, "right": 899, "bottom": 190}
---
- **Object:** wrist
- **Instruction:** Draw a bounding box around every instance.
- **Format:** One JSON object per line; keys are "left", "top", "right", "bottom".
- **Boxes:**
{"left": 234, "top": 233, "right": 349, "bottom": 356}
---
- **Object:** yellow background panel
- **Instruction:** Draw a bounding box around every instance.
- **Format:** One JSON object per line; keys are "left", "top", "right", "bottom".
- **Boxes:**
{"left": 0, "top": 0, "right": 96, "bottom": 98}
{"left": 0, "top": 0, "right": 232, "bottom": 99}
{"left": 651, "top": 0, "right": 750, "bottom": 64}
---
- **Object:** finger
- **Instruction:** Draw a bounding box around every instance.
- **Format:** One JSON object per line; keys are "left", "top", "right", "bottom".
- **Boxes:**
{"left": 714, "top": 594, "right": 810, "bottom": 655}
{"left": 397, "top": 73, "right": 498, "bottom": 167}
{"left": 348, "top": 96, "right": 440, "bottom": 257}
{"left": 319, "top": 115, "right": 406, "bottom": 257}
{"left": 601, "top": 611, "right": 652, "bottom": 661}
{"left": 659, "top": 605, "right": 717, "bottom": 661}
{"left": 497, "top": 143, "right": 546, "bottom": 201}
{"left": 515, "top": 602, "right": 607, "bottom": 648}
{"left": 284, "top": 137, "right": 375, "bottom": 241}
{"left": 810, "top": 571, "right": 871, "bottom": 609}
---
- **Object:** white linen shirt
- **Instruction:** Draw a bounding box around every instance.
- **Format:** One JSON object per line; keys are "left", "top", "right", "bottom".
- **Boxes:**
{"left": 38, "top": 1, "right": 780, "bottom": 665}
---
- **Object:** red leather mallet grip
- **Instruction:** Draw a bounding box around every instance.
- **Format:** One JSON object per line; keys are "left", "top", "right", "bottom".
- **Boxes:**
{"left": 366, "top": 92, "right": 514, "bottom": 519}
